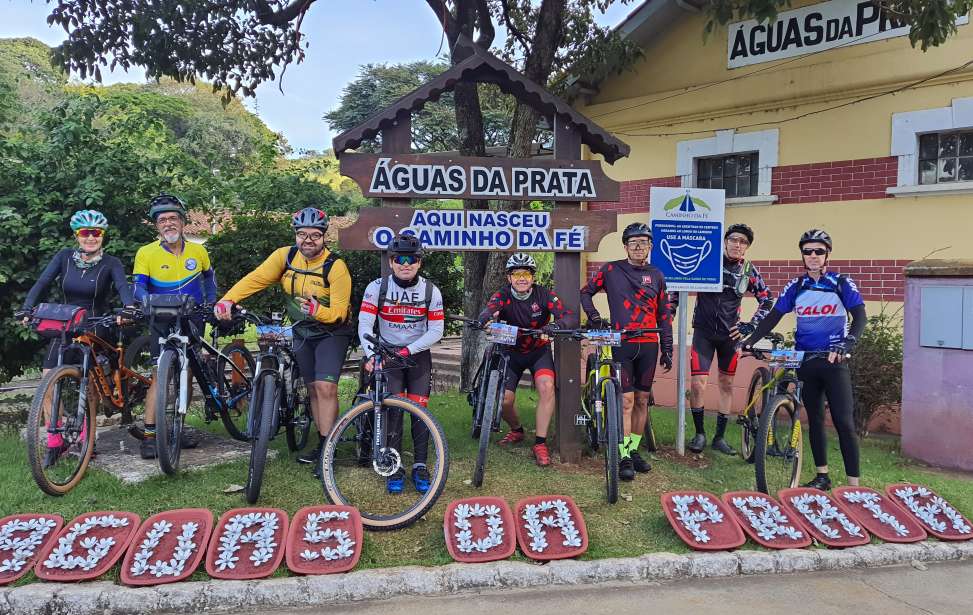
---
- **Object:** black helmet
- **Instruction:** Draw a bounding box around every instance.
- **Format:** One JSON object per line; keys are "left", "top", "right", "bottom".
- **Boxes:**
{"left": 291, "top": 207, "right": 329, "bottom": 231}
{"left": 724, "top": 223, "right": 754, "bottom": 245}
{"left": 505, "top": 253, "right": 537, "bottom": 273}
{"left": 148, "top": 193, "right": 187, "bottom": 221}
{"left": 622, "top": 222, "right": 652, "bottom": 243}
{"left": 799, "top": 228, "right": 832, "bottom": 251}
{"left": 389, "top": 233, "right": 423, "bottom": 256}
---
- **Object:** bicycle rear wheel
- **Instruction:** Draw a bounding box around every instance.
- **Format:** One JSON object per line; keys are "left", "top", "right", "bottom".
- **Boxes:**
{"left": 741, "top": 367, "right": 771, "bottom": 463}
{"left": 154, "top": 349, "right": 184, "bottom": 475}
{"left": 27, "top": 366, "right": 97, "bottom": 496}
{"left": 473, "top": 369, "right": 501, "bottom": 488}
{"left": 217, "top": 341, "right": 255, "bottom": 441}
{"left": 322, "top": 396, "right": 449, "bottom": 531}
{"left": 245, "top": 371, "right": 278, "bottom": 504}
{"left": 603, "top": 379, "right": 621, "bottom": 504}
{"left": 754, "top": 394, "right": 804, "bottom": 495}
{"left": 285, "top": 363, "right": 312, "bottom": 452}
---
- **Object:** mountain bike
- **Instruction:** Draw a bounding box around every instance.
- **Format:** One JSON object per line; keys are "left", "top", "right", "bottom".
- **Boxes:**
{"left": 453, "top": 315, "right": 545, "bottom": 488}
{"left": 742, "top": 333, "right": 822, "bottom": 495}
{"left": 18, "top": 304, "right": 152, "bottom": 495}
{"left": 561, "top": 326, "right": 660, "bottom": 504}
{"left": 243, "top": 312, "right": 313, "bottom": 504}
{"left": 147, "top": 294, "right": 254, "bottom": 475}
{"left": 320, "top": 333, "right": 449, "bottom": 531}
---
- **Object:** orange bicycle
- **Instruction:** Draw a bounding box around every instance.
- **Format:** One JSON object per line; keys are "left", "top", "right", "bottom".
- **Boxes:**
{"left": 19, "top": 304, "right": 152, "bottom": 495}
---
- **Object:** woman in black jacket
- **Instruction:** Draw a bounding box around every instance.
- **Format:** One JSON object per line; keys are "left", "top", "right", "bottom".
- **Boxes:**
{"left": 22, "top": 210, "right": 134, "bottom": 370}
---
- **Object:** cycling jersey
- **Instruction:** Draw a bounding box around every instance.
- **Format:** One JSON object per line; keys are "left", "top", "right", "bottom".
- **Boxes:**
{"left": 580, "top": 259, "right": 673, "bottom": 349}
{"left": 358, "top": 275, "right": 444, "bottom": 357}
{"left": 478, "top": 284, "right": 572, "bottom": 353}
{"left": 773, "top": 271, "right": 865, "bottom": 351}
{"left": 24, "top": 249, "right": 133, "bottom": 315}
{"left": 670, "top": 258, "right": 774, "bottom": 335}
{"left": 221, "top": 246, "right": 352, "bottom": 329}
{"left": 133, "top": 240, "right": 216, "bottom": 304}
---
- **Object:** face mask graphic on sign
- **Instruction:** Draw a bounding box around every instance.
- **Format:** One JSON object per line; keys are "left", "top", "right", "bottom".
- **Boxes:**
{"left": 661, "top": 239, "right": 712, "bottom": 276}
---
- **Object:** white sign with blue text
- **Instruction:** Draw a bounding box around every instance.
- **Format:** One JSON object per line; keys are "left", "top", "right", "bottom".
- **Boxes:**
{"left": 649, "top": 187, "right": 725, "bottom": 292}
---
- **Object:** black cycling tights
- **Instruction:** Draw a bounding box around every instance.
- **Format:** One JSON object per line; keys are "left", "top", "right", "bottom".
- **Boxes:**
{"left": 797, "top": 359, "right": 860, "bottom": 477}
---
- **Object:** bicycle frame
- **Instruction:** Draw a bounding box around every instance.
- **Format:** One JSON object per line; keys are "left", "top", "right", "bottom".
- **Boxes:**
{"left": 471, "top": 343, "right": 511, "bottom": 434}
{"left": 580, "top": 342, "right": 623, "bottom": 446}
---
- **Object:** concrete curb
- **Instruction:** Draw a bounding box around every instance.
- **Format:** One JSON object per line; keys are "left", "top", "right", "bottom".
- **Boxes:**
{"left": 4, "top": 540, "right": 972, "bottom": 614}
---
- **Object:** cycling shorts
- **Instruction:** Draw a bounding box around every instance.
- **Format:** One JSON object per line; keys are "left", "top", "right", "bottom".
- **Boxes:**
{"left": 503, "top": 346, "right": 555, "bottom": 393}
{"left": 612, "top": 341, "right": 658, "bottom": 394}
{"left": 385, "top": 349, "right": 432, "bottom": 402}
{"left": 293, "top": 332, "right": 351, "bottom": 384}
{"left": 690, "top": 329, "right": 740, "bottom": 377}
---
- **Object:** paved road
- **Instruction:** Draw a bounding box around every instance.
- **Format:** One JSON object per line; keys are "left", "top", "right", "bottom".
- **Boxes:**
{"left": 275, "top": 560, "right": 971, "bottom": 615}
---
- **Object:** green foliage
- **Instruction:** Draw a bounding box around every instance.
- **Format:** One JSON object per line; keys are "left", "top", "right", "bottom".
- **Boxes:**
{"left": 849, "top": 308, "right": 904, "bottom": 438}
{"left": 230, "top": 162, "right": 361, "bottom": 215}
{"left": 0, "top": 38, "right": 67, "bottom": 132}
{"left": 324, "top": 61, "right": 513, "bottom": 153}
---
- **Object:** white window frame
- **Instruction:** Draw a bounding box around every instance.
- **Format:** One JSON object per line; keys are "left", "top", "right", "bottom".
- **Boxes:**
{"left": 889, "top": 96, "right": 973, "bottom": 197}
{"left": 676, "top": 128, "right": 779, "bottom": 206}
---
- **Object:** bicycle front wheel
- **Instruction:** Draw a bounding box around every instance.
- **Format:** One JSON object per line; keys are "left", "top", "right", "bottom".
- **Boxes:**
{"left": 322, "top": 396, "right": 449, "bottom": 531}
{"left": 603, "top": 379, "right": 621, "bottom": 504}
{"left": 245, "top": 371, "right": 278, "bottom": 504}
{"left": 217, "top": 341, "right": 255, "bottom": 441}
{"left": 754, "top": 394, "right": 804, "bottom": 495}
{"left": 473, "top": 368, "right": 501, "bottom": 488}
{"left": 741, "top": 367, "right": 772, "bottom": 463}
{"left": 154, "top": 349, "right": 184, "bottom": 475}
{"left": 27, "top": 366, "right": 97, "bottom": 496}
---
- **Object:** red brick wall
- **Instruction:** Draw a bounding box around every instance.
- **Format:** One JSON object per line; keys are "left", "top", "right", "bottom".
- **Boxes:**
{"left": 771, "top": 157, "right": 898, "bottom": 204}
{"left": 585, "top": 259, "right": 907, "bottom": 302}
{"left": 589, "top": 156, "right": 898, "bottom": 213}
{"left": 589, "top": 176, "right": 680, "bottom": 213}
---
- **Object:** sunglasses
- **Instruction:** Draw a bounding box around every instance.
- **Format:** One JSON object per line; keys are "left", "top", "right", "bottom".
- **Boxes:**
{"left": 76, "top": 228, "right": 105, "bottom": 238}
{"left": 801, "top": 248, "right": 828, "bottom": 256}
{"left": 392, "top": 254, "right": 420, "bottom": 266}
{"left": 296, "top": 231, "right": 324, "bottom": 242}
{"left": 509, "top": 270, "right": 534, "bottom": 281}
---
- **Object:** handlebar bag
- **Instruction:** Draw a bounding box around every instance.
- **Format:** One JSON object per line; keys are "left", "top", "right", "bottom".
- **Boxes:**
{"left": 34, "top": 303, "right": 87, "bottom": 338}
{"left": 146, "top": 293, "right": 194, "bottom": 322}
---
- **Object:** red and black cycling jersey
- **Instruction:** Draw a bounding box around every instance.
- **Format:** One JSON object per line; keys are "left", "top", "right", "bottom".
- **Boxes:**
{"left": 580, "top": 259, "right": 673, "bottom": 349}
{"left": 478, "top": 284, "right": 572, "bottom": 353}
{"left": 669, "top": 258, "right": 774, "bottom": 336}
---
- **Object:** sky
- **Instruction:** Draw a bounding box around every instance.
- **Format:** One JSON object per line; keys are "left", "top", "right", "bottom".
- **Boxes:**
{"left": 1, "top": 0, "right": 634, "bottom": 153}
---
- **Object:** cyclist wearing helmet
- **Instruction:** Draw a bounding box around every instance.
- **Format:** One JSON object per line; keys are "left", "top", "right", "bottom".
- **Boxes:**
{"left": 216, "top": 207, "right": 354, "bottom": 475}
{"left": 133, "top": 193, "right": 217, "bottom": 459}
{"left": 358, "top": 233, "right": 444, "bottom": 494}
{"left": 22, "top": 210, "right": 134, "bottom": 370}
{"left": 671, "top": 222, "right": 774, "bottom": 456}
{"left": 743, "top": 229, "right": 867, "bottom": 491}
{"left": 581, "top": 222, "right": 674, "bottom": 481}
{"left": 476, "top": 253, "right": 574, "bottom": 467}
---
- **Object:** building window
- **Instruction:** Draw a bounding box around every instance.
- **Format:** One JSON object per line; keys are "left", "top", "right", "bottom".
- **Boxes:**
{"left": 918, "top": 131, "right": 973, "bottom": 184}
{"left": 696, "top": 153, "right": 759, "bottom": 197}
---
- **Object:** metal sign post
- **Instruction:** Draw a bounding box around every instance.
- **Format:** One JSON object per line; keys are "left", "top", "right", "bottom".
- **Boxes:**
{"left": 648, "top": 186, "right": 726, "bottom": 456}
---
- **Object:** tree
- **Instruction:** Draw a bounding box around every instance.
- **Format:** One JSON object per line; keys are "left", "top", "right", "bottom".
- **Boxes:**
{"left": 43, "top": 1, "right": 970, "bottom": 100}
{"left": 325, "top": 61, "right": 513, "bottom": 153}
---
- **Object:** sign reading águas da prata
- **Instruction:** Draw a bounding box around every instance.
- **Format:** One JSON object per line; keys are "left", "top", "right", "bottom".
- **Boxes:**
{"left": 338, "top": 154, "right": 619, "bottom": 202}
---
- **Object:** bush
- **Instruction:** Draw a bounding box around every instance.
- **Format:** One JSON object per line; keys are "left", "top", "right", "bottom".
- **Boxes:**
{"left": 849, "top": 308, "right": 903, "bottom": 438}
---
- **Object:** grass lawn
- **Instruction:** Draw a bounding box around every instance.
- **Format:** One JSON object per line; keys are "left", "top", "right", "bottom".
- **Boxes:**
{"left": 1, "top": 381, "right": 971, "bottom": 586}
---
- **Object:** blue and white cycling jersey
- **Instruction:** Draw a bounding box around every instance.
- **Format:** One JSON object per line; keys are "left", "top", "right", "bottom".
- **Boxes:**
{"left": 773, "top": 271, "right": 864, "bottom": 351}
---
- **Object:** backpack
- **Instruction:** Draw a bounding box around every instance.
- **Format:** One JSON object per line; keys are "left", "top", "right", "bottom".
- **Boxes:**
{"left": 285, "top": 246, "right": 352, "bottom": 335}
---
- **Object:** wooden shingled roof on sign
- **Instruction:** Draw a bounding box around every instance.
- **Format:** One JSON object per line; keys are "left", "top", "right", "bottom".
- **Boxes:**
{"left": 331, "top": 36, "right": 630, "bottom": 164}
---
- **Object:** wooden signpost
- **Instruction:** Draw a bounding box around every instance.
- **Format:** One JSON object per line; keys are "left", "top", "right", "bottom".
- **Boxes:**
{"left": 332, "top": 36, "right": 630, "bottom": 463}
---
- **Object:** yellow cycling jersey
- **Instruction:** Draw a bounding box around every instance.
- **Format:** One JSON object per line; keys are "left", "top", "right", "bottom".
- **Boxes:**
{"left": 222, "top": 246, "right": 351, "bottom": 325}
{"left": 133, "top": 240, "right": 216, "bottom": 304}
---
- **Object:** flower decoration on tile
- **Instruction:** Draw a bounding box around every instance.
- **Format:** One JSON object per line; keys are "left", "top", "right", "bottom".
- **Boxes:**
{"left": 790, "top": 493, "right": 864, "bottom": 539}
{"left": 522, "top": 500, "right": 582, "bottom": 553}
{"left": 894, "top": 486, "right": 971, "bottom": 534}
{"left": 41, "top": 515, "right": 129, "bottom": 571}
{"left": 671, "top": 495, "right": 726, "bottom": 544}
{"left": 731, "top": 496, "right": 804, "bottom": 542}
{"left": 129, "top": 521, "right": 200, "bottom": 578}
{"left": 0, "top": 517, "right": 58, "bottom": 574}
{"left": 453, "top": 503, "right": 505, "bottom": 554}
{"left": 299, "top": 511, "right": 355, "bottom": 562}
{"left": 841, "top": 491, "right": 910, "bottom": 537}
{"left": 214, "top": 512, "right": 280, "bottom": 572}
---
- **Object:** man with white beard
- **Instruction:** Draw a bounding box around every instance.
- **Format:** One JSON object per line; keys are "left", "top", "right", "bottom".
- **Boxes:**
{"left": 133, "top": 193, "right": 218, "bottom": 459}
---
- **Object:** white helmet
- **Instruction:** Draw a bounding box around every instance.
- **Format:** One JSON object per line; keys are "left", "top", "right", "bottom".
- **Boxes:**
{"left": 505, "top": 253, "right": 537, "bottom": 273}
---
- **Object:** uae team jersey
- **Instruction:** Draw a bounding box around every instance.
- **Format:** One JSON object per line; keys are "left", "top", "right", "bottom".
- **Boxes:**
{"left": 358, "top": 275, "right": 445, "bottom": 357}
{"left": 132, "top": 240, "right": 217, "bottom": 304}
{"left": 773, "top": 271, "right": 865, "bottom": 351}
